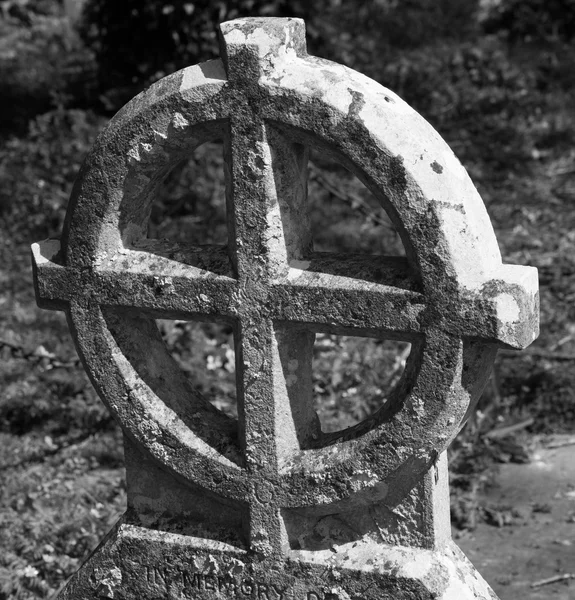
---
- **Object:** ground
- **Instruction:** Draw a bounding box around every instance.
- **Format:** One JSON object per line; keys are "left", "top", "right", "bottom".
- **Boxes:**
{"left": 458, "top": 434, "right": 575, "bottom": 599}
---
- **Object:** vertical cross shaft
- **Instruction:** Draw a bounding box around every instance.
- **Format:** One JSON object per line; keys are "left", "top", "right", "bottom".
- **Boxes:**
{"left": 221, "top": 18, "right": 319, "bottom": 557}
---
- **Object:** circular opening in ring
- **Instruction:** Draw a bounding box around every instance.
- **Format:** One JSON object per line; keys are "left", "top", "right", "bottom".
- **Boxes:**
{"left": 313, "top": 334, "right": 412, "bottom": 433}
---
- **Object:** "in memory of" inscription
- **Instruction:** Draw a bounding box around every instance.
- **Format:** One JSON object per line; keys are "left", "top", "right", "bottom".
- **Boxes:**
{"left": 144, "top": 566, "right": 344, "bottom": 600}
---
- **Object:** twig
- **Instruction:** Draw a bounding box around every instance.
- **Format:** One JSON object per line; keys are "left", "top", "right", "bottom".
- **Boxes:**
{"left": 547, "top": 166, "right": 575, "bottom": 177}
{"left": 484, "top": 418, "right": 534, "bottom": 440}
{"left": 545, "top": 437, "right": 575, "bottom": 449}
{"left": 498, "top": 348, "right": 575, "bottom": 361}
{"left": 549, "top": 333, "right": 574, "bottom": 351}
{"left": 531, "top": 573, "right": 574, "bottom": 588}
{"left": 309, "top": 163, "right": 394, "bottom": 230}
{"left": 383, "top": 344, "right": 411, "bottom": 390}
{"left": 490, "top": 366, "right": 502, "bottom": 407}
{"left": 486, "top": 365, "right": 502, "bottom": 422}
{"left": 468, "top": 368, "right": 500, "bottom": 443}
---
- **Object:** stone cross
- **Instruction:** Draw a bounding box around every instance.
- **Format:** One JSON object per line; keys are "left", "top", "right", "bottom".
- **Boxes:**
{"left": 32, "top": 17, "right": 539, "bottom": 600}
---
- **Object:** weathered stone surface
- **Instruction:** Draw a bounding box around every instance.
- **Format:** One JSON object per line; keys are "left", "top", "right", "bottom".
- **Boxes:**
{"left": 33, "top": 16, "right": 538, "bottom": 600}
{"left": 57, "top": 518, "right": 498, "bottom": 600}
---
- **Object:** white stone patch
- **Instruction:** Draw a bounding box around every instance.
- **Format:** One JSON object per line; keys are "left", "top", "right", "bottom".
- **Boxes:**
{"left": 172, "top": 112, "right": 189, "bottom": 130}
{"left": 264, "top": 202, "right": 285, "bottom": 257}
{"left": 268, "top": 43, "right": 299, "bottom": 76}
{"left": 496, "top": 263, "right": 539, "bottom": 295}
{"left": 328, "top": 587, "right": 352, "bottom": 600}
{"left": 273, "top": 24, "right": 300, "bottom": 67}
{"left": 494, "top": 292, "right": 520, "bottom": 323}
{"left": 440, "top": 577, "right": 479, "bottom": 600}
{"left": 287, "top": 265, "right": 309, "bottom": 281}
{"left": 440, "top": 146, "right": 468, "bottom": 181}
{"left": 267, "top": 59, "right": 354, "bottom": 116}
{"left": 393, "top": 549, "right": 434, "bottom": 580}
{"left": 153, "top": 129, "right": 167, "bottom": 142}
{"left": 247, "top": 28, "right": 281, "bottom": 61}
{"left": 439, "top": 553, "right": 491, "bottom": 600}
{"left": 221, "top": 25, "right": 248, "bottom": 47}
{"left": 283, "top": 260, "right": 311, "bottom": 282}
{"left": 180, "top": 60, "right": 226, "bottom": 93}
{"left": 410, "top": 395, "right": 426, "bottom": 418}
{"left": 349, "top": 470, "right": 382, "bottom": 493}
{"left": 128, "top": 142, "right": 152, "bottom": 164}
{"left": 127, "top": 146, "right": 141, "bottom": 163}
{"left": 352, "top": 68, "right": 413, "bottom": 116}
{"left": 230, "top": 24, "right": 300, "bottom": 75}
{"left": 32, "top": 239, "right": 60, "bottom": 264}
{"left": 320, "top": 79, "right": 353, "bottom": 116}
{"left": 357, "top": 92, "right": 412, "bottom": 153}
{"left": 439, "top": 206, "right": 498, "bottom": 290}
{"left": 92, "top": 566, "right": 122, "bottom": 598}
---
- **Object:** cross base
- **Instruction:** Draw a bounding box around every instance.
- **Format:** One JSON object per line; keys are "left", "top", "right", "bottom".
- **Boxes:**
{"left": 55, "top": 516, "right": 497, "bottom": 600}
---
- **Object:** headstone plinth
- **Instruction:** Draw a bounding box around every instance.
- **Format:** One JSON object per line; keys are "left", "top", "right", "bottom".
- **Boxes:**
{"left": 32, "top": 17, "right": 539, "bottom": 600}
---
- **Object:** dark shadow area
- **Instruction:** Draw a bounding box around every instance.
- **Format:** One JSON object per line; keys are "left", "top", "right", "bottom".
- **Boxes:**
{"left": 149, "top": 141, "right": 228, "bottom": 246}
{"left": 294, "top": 253, "right": 419, "bottom": 291}
{"left": 309, "top": 149, "right": 405, "bottom": 257}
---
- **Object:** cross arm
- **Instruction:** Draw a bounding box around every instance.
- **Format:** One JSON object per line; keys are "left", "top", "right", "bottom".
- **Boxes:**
{"left": 450, "top": 264, "right": 539, "bottom": 350}
{"left": 270, "top": 254, "right": 425, "bottom": 338}
{"left": 268, "top": 254, "right": 538, "bottom": 349}
{"left": 32, "top": 239, "right": 238, "bottom": 321}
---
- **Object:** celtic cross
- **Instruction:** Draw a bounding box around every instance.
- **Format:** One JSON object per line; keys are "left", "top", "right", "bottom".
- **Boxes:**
{"left": 32, "top": 17, "right": 538, "bottom": 600}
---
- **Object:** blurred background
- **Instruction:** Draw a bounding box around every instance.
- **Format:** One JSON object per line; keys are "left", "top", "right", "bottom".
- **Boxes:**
{"left": 0, "top": 1, "right": 574, "bottom": 598}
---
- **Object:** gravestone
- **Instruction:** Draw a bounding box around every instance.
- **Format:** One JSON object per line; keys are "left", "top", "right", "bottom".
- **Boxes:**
{"left": 32, "top": 17, "right": 539, "bottom": 600}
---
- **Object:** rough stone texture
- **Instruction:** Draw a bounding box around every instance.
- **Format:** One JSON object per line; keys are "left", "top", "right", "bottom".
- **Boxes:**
{"left": 32, "top": 17, "right": 539, "bottom": 600}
